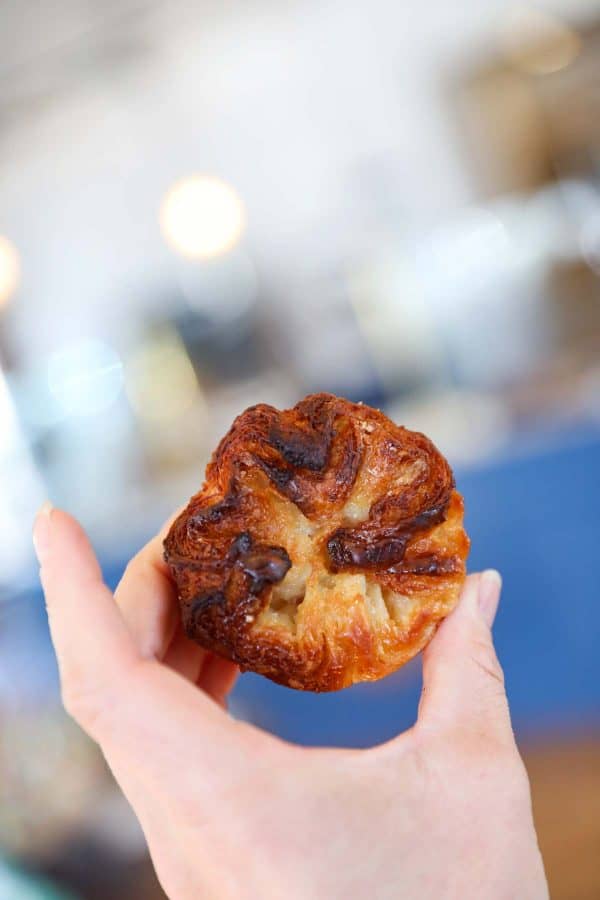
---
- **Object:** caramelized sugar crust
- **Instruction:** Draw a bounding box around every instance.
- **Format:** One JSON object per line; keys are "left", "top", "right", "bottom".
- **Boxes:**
{"left": 164, "top": 393, "right": 469, "bottom": 691}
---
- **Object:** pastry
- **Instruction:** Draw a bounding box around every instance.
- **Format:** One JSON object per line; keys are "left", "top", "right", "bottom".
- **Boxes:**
{"left": 164, "top": 393, "right": 469, "bottom": 691}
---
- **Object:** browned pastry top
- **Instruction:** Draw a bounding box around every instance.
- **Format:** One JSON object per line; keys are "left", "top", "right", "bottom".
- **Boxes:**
{"left": 164, "top": 393, "right": 469, "bottom": 691}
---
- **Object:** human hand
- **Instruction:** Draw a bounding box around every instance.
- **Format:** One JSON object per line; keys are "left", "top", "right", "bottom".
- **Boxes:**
{"left": 34, "top": 504, "right": 548, "bottom": 900}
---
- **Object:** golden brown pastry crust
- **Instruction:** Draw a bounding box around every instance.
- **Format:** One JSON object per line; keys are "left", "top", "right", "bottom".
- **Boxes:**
{"left": 164, "top": 393, "right": 469, "bottom": 691}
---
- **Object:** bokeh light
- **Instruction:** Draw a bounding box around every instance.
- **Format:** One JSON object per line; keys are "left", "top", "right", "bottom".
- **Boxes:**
{"left": 159, "top": 175, "right": 246, "bottom": 259}
{"left": 0, "top": 235, "right": 20, "bottom": 308}
{"left": 47, "top": 339, "right": 123, "bottom": 418}
{"left": 124, "top": 329, "right": 203, "bottom": 424}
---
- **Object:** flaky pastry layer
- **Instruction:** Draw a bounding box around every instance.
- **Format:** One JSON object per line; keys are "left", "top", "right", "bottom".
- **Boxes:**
{"left": 164, "top": 393, "right": 469, "bottom": 691}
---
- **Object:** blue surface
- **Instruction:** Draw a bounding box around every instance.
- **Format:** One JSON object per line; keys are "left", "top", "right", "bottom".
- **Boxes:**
{"left": 10, "top": 428, "right": 600, "bottom": 747}
{"left": 230, "top": 430, "right": 600, "bottom": 746}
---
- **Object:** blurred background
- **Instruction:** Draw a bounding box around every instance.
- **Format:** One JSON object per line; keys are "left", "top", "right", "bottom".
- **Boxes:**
{"left": 0, "top": 0, "right": 599, "bottom": 896}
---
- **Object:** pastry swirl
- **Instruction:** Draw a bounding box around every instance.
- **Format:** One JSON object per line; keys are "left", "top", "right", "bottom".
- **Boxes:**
{"left": 164, "top": 393, "right": 469, "bottom": 691}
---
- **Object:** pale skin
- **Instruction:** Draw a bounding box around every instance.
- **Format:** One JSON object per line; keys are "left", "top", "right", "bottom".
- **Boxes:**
{"left": 33, "top": 504, "right": 548, "bottom": 900}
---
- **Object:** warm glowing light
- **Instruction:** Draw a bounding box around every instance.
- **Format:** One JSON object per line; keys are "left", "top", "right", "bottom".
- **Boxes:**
{"left": 501, "top": 7, "right": 581, "bottom": 75}
{"left": 125, "top": 330, "right": 203, "bottom": 424}
{"left": 160, "top": 175, "right": 246, "bottom": 259}
{"left": 0, "top": 235, "right": 20, "bottom": 308}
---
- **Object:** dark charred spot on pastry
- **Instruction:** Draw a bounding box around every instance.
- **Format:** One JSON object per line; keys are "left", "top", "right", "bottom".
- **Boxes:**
{"left": 222, "top": 531, "right": 291, "bottom": 594}
{"left": 330, "top": 429, "right": 361, "bottom": 491}
{"left": 393, "top": 554, "right": 463, "bottom": 576}
{"left": 255, "top": 458, "right": 294, "bottom": 492}
{"left": 187, "top": 591, "right": 226, "bottom": 633}
{"left": 230, "top": 399, "right": 361, "bottom": 516}
{"left": 227, "top": 531, "right": 252, "bottom": 560}
{"left": 327, "top": 531, "right": 409, "bottom": 569}
{"left": 187, "top": 493, "right": 239, "bottom": 529}
{"left": 326, "top": 501, "right": 451, "bottom": 572}
{"left": 403, "top": 502, "right": 450, "bottom": 534}
{"left": 235, "top": 542, "right": 291, "bottom": 594}
{"left": 269, "top": 423, "right": 330, "bottom": 472}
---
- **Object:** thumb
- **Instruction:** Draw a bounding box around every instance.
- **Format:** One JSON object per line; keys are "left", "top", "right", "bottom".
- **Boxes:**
{"left": 417, "top": 571, "right": 514, "bottom": 744}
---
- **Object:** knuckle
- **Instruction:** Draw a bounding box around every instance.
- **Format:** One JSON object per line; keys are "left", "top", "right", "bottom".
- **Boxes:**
{"left": 468, "top": 637, "right": 505, "bottom": 689}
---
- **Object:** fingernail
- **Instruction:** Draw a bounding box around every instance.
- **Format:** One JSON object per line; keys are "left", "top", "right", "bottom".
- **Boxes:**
{"left": 33, "top": 501, "right": 54, "bottom": 565}
{"left": 478, "top": 569, "right": 502, "bottom": 627}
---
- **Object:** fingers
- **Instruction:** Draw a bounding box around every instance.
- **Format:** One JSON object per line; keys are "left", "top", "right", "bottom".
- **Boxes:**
{"left": 197, "top": 655, "right": 239, "bottom": 708}
{"left": 34, "top": 505, "right": 240, "bottom": 766}
{"left": 114, "top": 510, "right": 239, "bottom": 702}
{"left": 33, "top": 504, "right": 139, "bottom": 734}
{"left": 115, "top": 511, "right": 236, "bottom": 697}
{"left": 417, "top": 571, "right": 514, "bottom": 745}
{"left": 114, "top": 510, "right": 183, "bottom": 660}
{"left": 162, "top": 621, "right": 207, "bottom": 683}
{"left": 160, "top": 624, "right": 239, "bottom": 705}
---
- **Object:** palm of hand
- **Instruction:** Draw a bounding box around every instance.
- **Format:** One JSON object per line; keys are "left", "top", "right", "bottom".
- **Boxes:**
{"left": 35, "top": 508, "right": 547, "bottom": 900}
